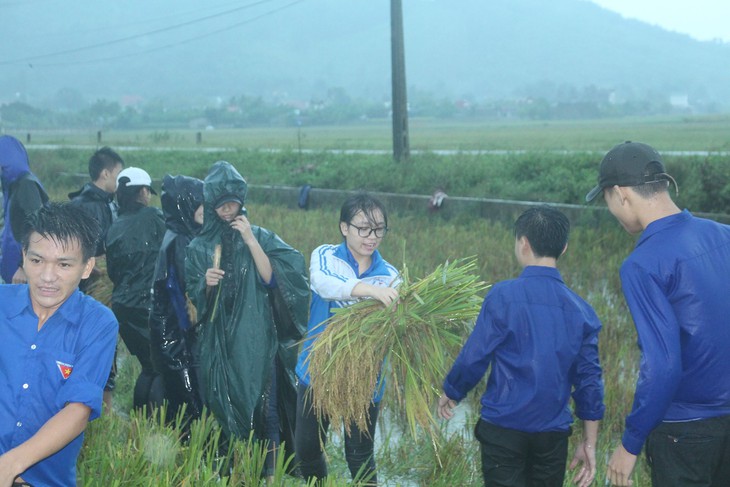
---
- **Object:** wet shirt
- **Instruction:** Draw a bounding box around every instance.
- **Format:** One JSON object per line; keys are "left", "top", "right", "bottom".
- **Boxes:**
{"left": 620, "top": 210, "right": 730, "bottom": 455}
{"left": 0, "top": 285, "right": 118, "bottom": 487}
{"left": 443, "top": 266, "right": 604, "bottom": 433}
{"left": 295, "top": 242, "right": 399, "bottom": 402}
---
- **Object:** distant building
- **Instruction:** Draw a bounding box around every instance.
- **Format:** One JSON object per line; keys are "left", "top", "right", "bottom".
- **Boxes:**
{"left": 670, "top": 94, "right": 690, "bottom": 108}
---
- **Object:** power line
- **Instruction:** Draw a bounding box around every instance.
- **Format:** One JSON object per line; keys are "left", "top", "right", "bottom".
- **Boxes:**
{"left": 29, "top": 0, "right": 306, "bottom": 68}
{"left": 35, "top": 0, "right": 256, "bottom": 41}
{"left": 0, "top": 0, "right": 292, "bottom": 65}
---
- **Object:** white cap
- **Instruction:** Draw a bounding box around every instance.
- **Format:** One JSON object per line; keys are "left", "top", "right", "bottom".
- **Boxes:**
{"left": 117, "top": 167, "right": 156, "bottom": 194}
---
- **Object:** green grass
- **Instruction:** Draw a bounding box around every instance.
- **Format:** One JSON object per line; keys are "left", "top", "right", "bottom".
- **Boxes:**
{"left": 15, "top": 113, "right": 730, "bottom": 151}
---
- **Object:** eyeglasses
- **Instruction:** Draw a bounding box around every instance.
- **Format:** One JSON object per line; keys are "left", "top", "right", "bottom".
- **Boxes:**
{"left": 348, "top": 223, "right": 388, "bottom": 238}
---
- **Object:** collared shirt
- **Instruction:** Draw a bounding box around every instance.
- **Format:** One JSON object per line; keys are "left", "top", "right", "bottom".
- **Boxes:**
{"left": 619, "top": 210, "right": 730, "bottom": 455}
{"left": 443, "top": 266, "right": 604, "bottom": 433}
{"left": 295, "top": 242, "right": 399, "bottom": 402}
{"left": 0, "top": 285, "right": 118, "bottom": 487}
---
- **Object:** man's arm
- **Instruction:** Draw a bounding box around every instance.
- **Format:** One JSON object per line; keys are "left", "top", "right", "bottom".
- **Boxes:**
{"left": 233, "top": 216, "right": 273, "bottom": 284}
{"left": 0, "top": 402, "right": 90, "bottom": 485}
{"left": 569, "top": 419, "right": 599, "bottom": 487}
{"left": 618, "top": 262, "right": 681, "bottom": 454}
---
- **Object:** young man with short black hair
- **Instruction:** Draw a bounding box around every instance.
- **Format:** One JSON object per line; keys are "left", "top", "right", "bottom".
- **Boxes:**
{"left": 439, "top": 205, "right": 604, "bottom": 487}
{"left": 0, "top": 202, "right": 118, "bottom": 486}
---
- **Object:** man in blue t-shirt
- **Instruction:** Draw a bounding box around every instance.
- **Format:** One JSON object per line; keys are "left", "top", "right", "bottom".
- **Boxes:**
{"left": 587, "top": 141, "right": 730, "bottom": 487}
{"left": 439, "top": 205, "right": 604, "bottom": 487}
{"left": 0, "top": 203, "right": 118, "bottom": 486}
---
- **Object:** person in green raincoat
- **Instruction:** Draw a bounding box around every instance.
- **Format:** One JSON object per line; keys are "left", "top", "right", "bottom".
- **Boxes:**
{"left": 185, "top": 161, "right": 309, "bottom": 476}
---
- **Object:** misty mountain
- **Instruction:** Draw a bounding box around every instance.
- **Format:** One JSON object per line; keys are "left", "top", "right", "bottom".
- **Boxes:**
{"left": 2, "top": 0, "right": 730, "bottom": 107}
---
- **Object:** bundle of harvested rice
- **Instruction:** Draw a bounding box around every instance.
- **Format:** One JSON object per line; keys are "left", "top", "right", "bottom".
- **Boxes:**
{"left": 306, "top": 257, "right": 489, "bottom": 439}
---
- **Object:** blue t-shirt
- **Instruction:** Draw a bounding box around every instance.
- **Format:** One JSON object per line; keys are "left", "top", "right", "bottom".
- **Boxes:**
{"left": 443, "top": 265, "right": 604, "bottom": 433}
{"left": 619, "top": 210, "right": 730, "bottom": 454}
{"left": 0, "top": 285, "right": 118, "bottom": 487}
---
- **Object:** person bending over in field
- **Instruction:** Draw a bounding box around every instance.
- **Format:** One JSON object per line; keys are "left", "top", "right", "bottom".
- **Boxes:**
{"left": 587, "top": 142, "right": 730, "bottom": 487}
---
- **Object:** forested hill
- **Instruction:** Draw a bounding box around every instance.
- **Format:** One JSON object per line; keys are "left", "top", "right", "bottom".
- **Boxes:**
{"left": 3, "top": 0, "right": 729, "bottom": 105}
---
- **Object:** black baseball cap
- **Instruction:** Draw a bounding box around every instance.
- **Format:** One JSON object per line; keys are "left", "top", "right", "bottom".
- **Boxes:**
{"left": 585, "top": 141, "right": 673, "bottom": 202}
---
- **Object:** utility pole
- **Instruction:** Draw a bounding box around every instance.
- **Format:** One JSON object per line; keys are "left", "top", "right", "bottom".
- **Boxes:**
{"left": 391, "top": 0, "right": 410, "bottom": 162}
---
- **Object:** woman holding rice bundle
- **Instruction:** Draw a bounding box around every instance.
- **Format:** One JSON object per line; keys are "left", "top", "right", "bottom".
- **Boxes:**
{"left": 294, "top": 192, "right": 399, "bottom": 486}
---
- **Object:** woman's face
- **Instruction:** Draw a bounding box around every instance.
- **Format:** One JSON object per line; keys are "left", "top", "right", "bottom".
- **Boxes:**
{"left": 194, "top": 204, "right": 204, "bottom": 225}
{"left": 340, "top": 209, "right": 387, "bottom": 260}
{"left": 215, "top": 201, "right": 241, "bottom": 222}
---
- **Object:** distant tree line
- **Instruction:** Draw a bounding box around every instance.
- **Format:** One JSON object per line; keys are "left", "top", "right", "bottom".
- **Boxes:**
{"left": 0, "top": 84, "right": 721, "bottom": 130}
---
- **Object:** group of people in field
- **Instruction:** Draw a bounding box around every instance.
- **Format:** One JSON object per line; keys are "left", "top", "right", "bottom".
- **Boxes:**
{"left": 0, "top": 134, "right": 728, "bottom": 487}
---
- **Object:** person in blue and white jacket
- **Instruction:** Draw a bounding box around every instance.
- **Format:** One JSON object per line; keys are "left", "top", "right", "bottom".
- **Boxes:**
{"left": 295, "top": 192, "right": 399, "bottom": 486}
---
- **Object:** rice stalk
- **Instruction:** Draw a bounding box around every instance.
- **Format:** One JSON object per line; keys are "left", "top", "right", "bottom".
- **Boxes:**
{"left": 306, "top": 257, "right": 489, "bottom": 440}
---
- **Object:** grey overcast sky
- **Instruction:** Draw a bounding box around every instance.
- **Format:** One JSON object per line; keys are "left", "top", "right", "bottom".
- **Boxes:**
{"left": 589, "top": 0, "right": 730, "bottom": 42}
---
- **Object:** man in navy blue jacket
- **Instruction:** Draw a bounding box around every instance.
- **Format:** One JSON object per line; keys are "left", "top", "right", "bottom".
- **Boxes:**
{"left": 439, "top": 206, "right": 604, "bottom": 487}
{"left": 587, "top": 141, "right": 730, "bottom": 486}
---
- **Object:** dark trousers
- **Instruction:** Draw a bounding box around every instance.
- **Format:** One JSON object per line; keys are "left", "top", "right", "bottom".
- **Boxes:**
{"left": 112, "top": 304, "right": 158, "bottom": 410}
{"left": 294, "top": 383, "right": 379, "bottom": 485}
{"left": 646, "top": 414, "right": 730, "bottom": 487}
{"left": 474, "top": 419, "right": 570, "bottom": 487}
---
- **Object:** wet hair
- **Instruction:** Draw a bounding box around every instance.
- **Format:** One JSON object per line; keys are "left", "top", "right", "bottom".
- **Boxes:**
{"left": 116, "top": 176, "right": 147, "bottom": 213}
{"left": 22, "top": 202, "right": 100, "bottom": 262}
{"left": 513, "top": 205, "right": 570, "bottom": 260}
{"left": 89, "top": 146, "right": 124, "bottom": 181}
{"left": 339, "top": 192, "right": 389, "bottom": 228}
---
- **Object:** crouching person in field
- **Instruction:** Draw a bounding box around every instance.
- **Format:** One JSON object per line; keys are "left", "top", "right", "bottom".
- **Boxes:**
{"left": 0, "top": 202, "right": 118, "bottom": 487}
{"left": 439, "top": 206, "right": 604, "bottom": 487}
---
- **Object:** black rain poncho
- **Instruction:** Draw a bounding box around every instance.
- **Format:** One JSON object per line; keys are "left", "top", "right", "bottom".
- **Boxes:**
{"left": 185, "top": 161, "right": 309, "bottom": 446}
{"left": 150, "top": 175, "right": 205, "bottom": 422}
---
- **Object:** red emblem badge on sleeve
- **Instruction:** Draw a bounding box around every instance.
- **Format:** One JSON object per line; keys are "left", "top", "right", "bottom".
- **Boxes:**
{"left": 56, "top": 361, "right": 74, "bottom": 379}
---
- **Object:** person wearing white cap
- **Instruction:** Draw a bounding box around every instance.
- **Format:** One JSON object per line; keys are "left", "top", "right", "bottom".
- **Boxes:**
{"left": 105, "top": 167, "right": 166, "bottom": 411}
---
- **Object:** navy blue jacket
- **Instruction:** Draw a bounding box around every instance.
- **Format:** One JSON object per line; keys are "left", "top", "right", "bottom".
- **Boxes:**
{"left": 444, "top": 266, "right": 605, "bottom": 433}
{"left": 620, "top": 210, "right": 730, "bottom": 454}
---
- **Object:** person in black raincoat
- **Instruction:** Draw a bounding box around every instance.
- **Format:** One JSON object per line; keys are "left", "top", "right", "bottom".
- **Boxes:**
{"left": 68, "top": 146, "right": 124, "bottom": 409}
{"left": 149, "top": 174, "right": 205, "bottom": 425}
{"left": 106, "top": 167, "right": 166, "bottom": 411}
{"left": 0, "top": 135, "right": 49, "bottom": 284}
{"left": 68, "top": 147, "right": 124, "bottom": 259}
{"left": 185, "top": 161, "right": 309, "bottom": 476}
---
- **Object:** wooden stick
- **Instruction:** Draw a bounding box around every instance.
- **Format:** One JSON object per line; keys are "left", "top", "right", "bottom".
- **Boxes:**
{"left": 212, "top": 244, "right": 221, "bottom": 269}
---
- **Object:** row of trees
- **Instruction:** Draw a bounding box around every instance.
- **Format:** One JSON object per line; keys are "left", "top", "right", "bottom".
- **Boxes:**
{"left": 0, "top": 84, "right": 717, "bottom": 130}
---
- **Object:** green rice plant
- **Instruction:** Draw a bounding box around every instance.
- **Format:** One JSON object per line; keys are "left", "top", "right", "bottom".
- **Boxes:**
{"left": 79, "top": 405, "right": 303, "bottom": 485}
{"left": 306, "top": 258, "right": 488, "bottom": 442}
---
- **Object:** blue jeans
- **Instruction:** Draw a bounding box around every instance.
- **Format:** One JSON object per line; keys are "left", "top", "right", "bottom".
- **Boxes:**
{"left": 474, "top": 419, "right": 571, "bottom": 487}
{"left": 645, "top": 414, "right": 730, "bottom": 487}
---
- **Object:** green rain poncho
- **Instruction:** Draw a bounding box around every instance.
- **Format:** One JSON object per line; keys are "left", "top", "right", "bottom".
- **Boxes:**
{"left": 185, "top": 161, "right": 309, "bottom": 445}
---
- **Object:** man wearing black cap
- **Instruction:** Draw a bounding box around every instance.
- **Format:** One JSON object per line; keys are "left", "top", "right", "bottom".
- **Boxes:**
{"left": 586, "top": 142, "right": 730, "bottom": 486}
